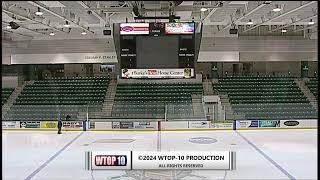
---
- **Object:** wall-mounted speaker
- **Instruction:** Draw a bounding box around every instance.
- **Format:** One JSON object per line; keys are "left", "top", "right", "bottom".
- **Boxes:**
{"left": 103, "top": 30, "right": 111, "bottom": 35}
{"left": 9, "top": 21, "right": 20, "bottom": 29}
{"left": 229, "top": 28, "right": 238, "bottom": 34}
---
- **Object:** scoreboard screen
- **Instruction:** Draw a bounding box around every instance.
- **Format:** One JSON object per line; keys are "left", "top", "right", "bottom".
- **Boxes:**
{"left": 149, "top": 22, "right": 165, "bottom": 36}
{"left": 120, "top": 23, "right": 149, "bottom": 35}
{"left": 165, "top": 22, "right": 195, "bottom": 34}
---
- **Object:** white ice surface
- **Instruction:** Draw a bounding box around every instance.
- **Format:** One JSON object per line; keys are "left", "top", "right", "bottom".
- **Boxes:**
{"left": 2, "top": 129, "right": 317, "bottom": 180}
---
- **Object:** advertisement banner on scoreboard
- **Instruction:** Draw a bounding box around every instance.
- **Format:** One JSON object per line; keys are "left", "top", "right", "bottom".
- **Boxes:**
{"left": 40, "top": 121, "right": 58, "bottom": 128}
{"left": 20, "top": 121, "right": 40, "bottom": 128}
{"left": 2, "top": 121, "right": 20, "bottom": 128}
{"left": 165, "top": 22, "right": 195, "bottom": 34}
{"left": 121, "top": 68, "right": 194, "bottom": 78}
{"left": 120, "top": 23, "right": 149, "bottom": 35}
{"left": 62, "top": 121, "right": 83, "bottom": 129}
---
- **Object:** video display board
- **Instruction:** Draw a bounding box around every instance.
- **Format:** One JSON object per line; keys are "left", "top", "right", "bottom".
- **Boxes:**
{"left": 120, "top": 23, "right": 149, "bottom": 35}
{"left": 165, "top": 23, "right": 195, "bottom": 34}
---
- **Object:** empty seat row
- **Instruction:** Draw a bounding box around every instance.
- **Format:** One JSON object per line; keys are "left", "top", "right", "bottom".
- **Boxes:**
{"left": 2, "top": 88, "right": 15, "bottom": 105}
{"left": 6, "top": 76, "right": 109, "bottom": 121}
{"left": 214, "top": 76, "right": 317, "bottom": 120}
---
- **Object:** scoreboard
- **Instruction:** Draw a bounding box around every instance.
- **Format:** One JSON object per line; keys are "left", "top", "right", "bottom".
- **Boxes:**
{"left": 119, "top": 22, "right": 196, "bottom": 78}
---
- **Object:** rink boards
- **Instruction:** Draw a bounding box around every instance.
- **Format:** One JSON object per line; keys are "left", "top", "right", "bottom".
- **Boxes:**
{"left": 2, "top": 119, "right": 317, "bottom": 131}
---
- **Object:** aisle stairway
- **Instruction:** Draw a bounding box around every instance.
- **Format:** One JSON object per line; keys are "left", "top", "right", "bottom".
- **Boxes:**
{"left": 305, "top": 78, "right": 318, "bottom": 99}
{"left": 102, "top": 80, "right": 117, "bottom": 116}
{"left": 295, "top": 78, "right": 318, "bottom": 112}
{"left": 2, "top": 88, "right": 15, "bottom": 105}
{"left": 2, "top": 81, "right": 33, "bottom": 119}
{"left": 203, "top": 79, "right": 214, "bottom": 95}
{"left": 191, "top": 94, "right": 205, "bottom": 119}
{"left": 77, "top": 79, "right": 117, "bottom": 119}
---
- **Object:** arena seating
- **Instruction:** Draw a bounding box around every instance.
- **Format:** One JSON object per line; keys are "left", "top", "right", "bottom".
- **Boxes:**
{"left": 112, "top": 83, "right": 203, "bottom": 117}
{"left": 2, "top": 88, "right": 14, "bottom": 105}
{"left": 5, "top": 76, "right": 109, "bottom": 121}
{"left": 306, "top": 78, "right": 318, "bottom": 99}
{"left": 213, "top": 76, "right": 318, "bottom": 120}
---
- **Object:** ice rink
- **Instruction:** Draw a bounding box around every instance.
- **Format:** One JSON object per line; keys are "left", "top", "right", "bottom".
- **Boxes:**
{"left": 2, "top": 129, "right": 317, "bottom": 180}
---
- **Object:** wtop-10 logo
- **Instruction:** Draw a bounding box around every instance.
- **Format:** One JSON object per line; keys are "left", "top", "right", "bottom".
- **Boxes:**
{"left": 95, "top": 155, "right": 127, "bottom": 166}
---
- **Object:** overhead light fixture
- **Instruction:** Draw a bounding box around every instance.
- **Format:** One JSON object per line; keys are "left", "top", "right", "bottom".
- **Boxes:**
{"left": 6, "top": 25, "right": 12, "bottom": 29}
{"left": 35, "top": 7, "right": 43, "bottom": 16}
{"left": 81, "top": 31, "right": 87, "bottom": 35}
{"left": 281, "top": 29, "right": 287, "bottom": 33}
{"left": 64, "top": 21, "right": 70, "bottom": 27}
{"left": 49, "top": 32, "right": 55, "bottom": 36}
{"left": 247, "top": 19, "right": 253, "bottom": 25}
{"left": 272, "top": 4, "right": 281, "bottom": 12}
{"left": 201, "top": 8, "right": 208, "bottom": 12}
{"left": 308, "top": 19, "right": 315, "bottom": 25}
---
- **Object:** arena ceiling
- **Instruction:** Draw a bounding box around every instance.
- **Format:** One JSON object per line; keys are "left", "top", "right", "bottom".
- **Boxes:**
{"left": 2, "top": 1, "right": 318, "bottom": 41}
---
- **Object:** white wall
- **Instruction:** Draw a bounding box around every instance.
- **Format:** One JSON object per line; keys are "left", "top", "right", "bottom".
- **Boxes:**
{"left": 240, "top": 52, "right": 317, "bottom": 62}
{"left": 2, "top": 46, "right": 12, "bottom": 65}
{"left": 11, "top": 52, "right": 118, "bottom": 64}
{"left": 2, "top": 76, "right": 18, "bottom": 88}
{"left": 308, "top": 61, "right": 318, "bottom": 77}
{"left": 199, "top": 37, "right": 317, "bottom": 62}
{"left": 266, "top": 62, "right": 301, "bottom": 76}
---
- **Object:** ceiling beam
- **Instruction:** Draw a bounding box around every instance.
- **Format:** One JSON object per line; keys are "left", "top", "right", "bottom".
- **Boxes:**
{"left": 85, "top": 4, "right": 223, "bottom": 12}
{"left": 2, "top": 9, "right": 67, "bottom": 34}
{"left": 3, "top": 21, "right": 46, "bottom": 35}
{"left": 243, "top": 1, "right": 317, "bottom": 33}
{"left": 269, "top": 14, "right": 318, "bottom": 32}
{"left": 28, "top": 1, "right": 95, "bottom": 34}
{"left": 202, "top": 8, "right": 218, "bottom": 23}
{"left": 77, "top": 1, "right": 106, "bottom": 24}
{"left": 107, "top": 2, "right": 128, "bottom": 20}
{"left": 219, "top": 2, "right": 266, "bottom": 31}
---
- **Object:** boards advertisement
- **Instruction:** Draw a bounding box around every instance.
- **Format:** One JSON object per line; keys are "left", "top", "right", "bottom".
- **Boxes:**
{"left": 2, "top": 121, "right": 20, "bottom": 128}
{"left": 188, "top": 121, "right": 210, "bottom": 129}
{"left": 20, "top": 121, "right": 40, "bottom": 128}
{"left": 280, "top": 119, "right": 317, "bottom": 128}
{"left": 133, "top": 122, "right": 157, "bottom": 129}
{"left": 62, "top": 121, "right": 83, "bottom": 129}
{"left": 258, "top": 120, "right": 280, "bottom": 128}
{"left": 211, "top": 123, "right": 233, "bottom": 129}
{"left": 235, "top": 119, "right": 317, "bottom": 129}
{"left": 40, "top": 121, "right": 58, "bottom": 128}
{"left": 112, "top": 122, "right": 156, "bottom": 129}
{"left": 236, "top": 120, "right": 259, "bottom": 128}
{"left": 112, "top": 122, "right": 134, "bottom": 129}
{"left": 236, "top": 120, "right": 280, "bottom": 128}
